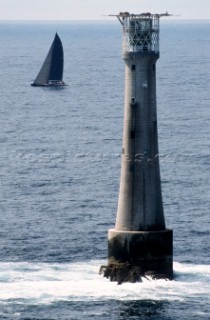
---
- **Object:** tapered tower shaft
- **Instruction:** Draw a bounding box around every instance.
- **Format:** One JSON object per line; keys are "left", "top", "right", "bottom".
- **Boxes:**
{"left": 116, "top": 53, "right": 165, "bottom": 232}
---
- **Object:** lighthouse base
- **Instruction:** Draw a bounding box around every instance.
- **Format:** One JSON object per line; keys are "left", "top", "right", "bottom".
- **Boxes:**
{"left": 100, "top": 229, "right": 173, "bottom": 283}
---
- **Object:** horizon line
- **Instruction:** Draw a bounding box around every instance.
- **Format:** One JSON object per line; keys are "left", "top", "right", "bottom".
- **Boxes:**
{"left": 0, "top": 18, "right": 210, "bottom": 22}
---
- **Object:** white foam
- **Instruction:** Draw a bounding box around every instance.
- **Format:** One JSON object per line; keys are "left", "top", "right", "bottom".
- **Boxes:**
{"left": 0, "top": 261, "right": 209, "bottom": 304}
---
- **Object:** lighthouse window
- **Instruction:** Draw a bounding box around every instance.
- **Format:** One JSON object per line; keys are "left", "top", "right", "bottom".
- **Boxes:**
{"left": 129, "top": 164, "right": 134, "bottom": 172}
{"left": 131, "top": 97, "right": 135, "bottom": 104}
{"left": 131, "top": 65, "right": 136, "bottom": 71}
{"left": 130, "top": 130, "right": 135, "bottom": 139}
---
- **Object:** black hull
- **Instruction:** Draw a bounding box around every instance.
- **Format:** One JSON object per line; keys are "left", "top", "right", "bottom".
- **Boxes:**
{"left": 31, "top": 82, "right": 67, "bottom": 87}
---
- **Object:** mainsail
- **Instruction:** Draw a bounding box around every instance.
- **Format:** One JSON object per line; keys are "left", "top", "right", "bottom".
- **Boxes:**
{"left": 31, "top": 33, "right": 65, "bottom": 87}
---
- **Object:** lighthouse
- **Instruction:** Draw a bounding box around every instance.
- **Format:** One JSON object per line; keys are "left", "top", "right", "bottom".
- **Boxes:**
{"left": 101, "top": 12, "right": 173, "bottom": 283}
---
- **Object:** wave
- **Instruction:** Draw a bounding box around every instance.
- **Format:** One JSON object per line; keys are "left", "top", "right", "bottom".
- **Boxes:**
{"left": 0, "top": 261, "right": 209, "bottom": 305}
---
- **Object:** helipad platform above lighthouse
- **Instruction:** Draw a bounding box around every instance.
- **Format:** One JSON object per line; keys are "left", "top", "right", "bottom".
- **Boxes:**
{"left": 110, "top": 12, "right": 171, "bottom": 54}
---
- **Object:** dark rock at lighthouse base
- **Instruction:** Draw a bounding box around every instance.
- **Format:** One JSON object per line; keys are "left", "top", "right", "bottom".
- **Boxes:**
{"left": 100, "top": 262, "right": 142, "bottom": 284}
{"left": 99, "top": 261, "right": 172, "bottom": 285}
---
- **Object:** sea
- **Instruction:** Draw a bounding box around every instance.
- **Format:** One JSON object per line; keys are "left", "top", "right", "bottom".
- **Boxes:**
{"left": 0, "top": 19, "right": 210, "bottom": 319}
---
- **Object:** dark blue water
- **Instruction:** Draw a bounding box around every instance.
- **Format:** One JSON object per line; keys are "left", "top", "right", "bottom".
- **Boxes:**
{"left": 0, "top": 20, "right": 210, "bottom": 319}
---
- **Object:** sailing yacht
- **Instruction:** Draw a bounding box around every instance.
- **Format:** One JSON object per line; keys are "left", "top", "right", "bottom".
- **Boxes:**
{"left": 31, "top": 33, "right": 66, "bottom": 87}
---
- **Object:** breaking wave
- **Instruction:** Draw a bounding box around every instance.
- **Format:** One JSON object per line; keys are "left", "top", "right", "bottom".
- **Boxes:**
{"left": 0, "top": 261, "right": 209, "bottom": 305}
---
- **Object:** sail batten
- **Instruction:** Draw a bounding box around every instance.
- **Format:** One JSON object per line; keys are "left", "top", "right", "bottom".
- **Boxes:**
{"left": 31, "top": 33, "right": 65, "bottom": 87}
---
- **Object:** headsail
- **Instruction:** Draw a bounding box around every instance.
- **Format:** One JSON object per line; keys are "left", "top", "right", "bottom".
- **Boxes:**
{"left": 31, "top": 33, "right": 66, "bottom": 87}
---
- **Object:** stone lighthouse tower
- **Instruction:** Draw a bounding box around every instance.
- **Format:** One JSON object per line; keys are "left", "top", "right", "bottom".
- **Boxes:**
{"left": 101, "top": 12, "right": 173, "bottom": 282}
